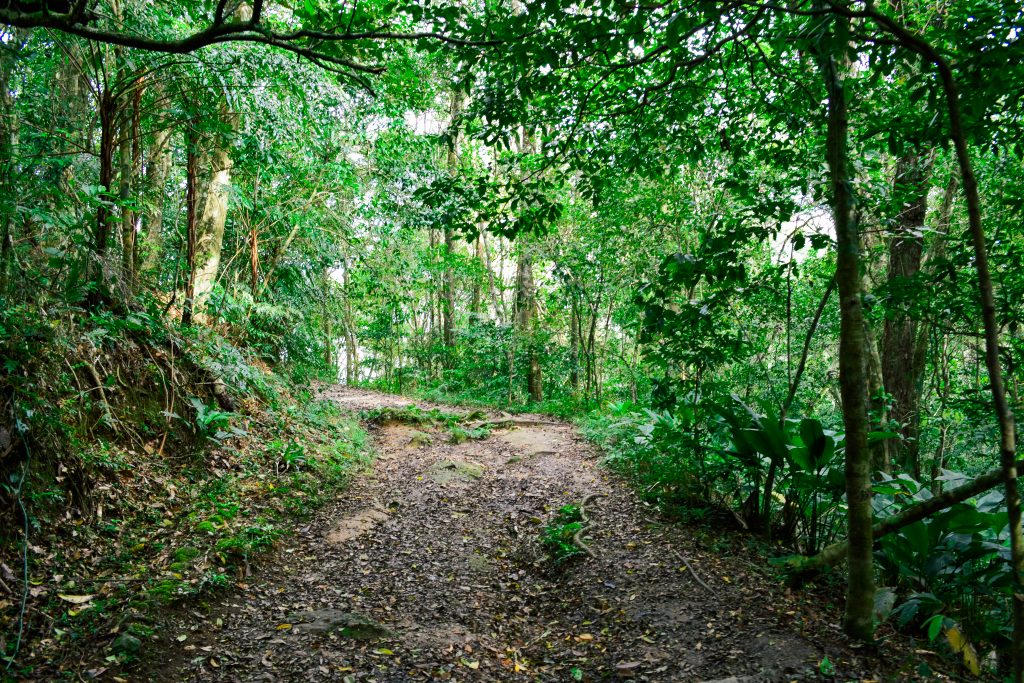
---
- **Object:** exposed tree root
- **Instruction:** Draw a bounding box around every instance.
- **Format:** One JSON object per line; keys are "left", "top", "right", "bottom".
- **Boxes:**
{"left": 466, "top": 416, "right": 562, "bottom": 431}
{"left": 572, "top": 493, "right": 606, "bottom": 559}
{"left": 673, "top": 550, "right": 719, "bottom": 598}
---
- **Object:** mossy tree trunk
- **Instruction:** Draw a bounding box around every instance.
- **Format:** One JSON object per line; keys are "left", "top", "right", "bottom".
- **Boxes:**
{"left": 819, "top": 18, "right": 876, "bottom": 641}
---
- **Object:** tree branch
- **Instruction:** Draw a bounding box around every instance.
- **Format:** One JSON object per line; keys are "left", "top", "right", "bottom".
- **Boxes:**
{"left": 0, "top": 8, "right": 505, "bottom": 78}
{"left": 788, "top": 460, "right": 1014, "bottom": 575}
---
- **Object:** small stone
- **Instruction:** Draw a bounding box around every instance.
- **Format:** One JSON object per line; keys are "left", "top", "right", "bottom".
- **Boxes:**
{"left": 408, "top": 431, "right": 433, "bottom": 447}
{"left": 290, "top": 609, "right": 394, "bottom": 640}
{"left": 111, "top": 633, "right": 142, "bottom": 656}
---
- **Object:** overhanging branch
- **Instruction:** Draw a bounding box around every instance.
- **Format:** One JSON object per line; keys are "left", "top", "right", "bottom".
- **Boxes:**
{"left": 0, "top": 6, "right": 505, "bottom": 78}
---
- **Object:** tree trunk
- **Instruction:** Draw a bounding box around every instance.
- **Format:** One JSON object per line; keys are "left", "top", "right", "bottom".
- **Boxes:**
{"left": 515, "top": 249, "right": 542, "bottom": 402}
{"left": 824, "top": 7, "right": 1023, "bottom": 668}
{"left": 249, "top": 220, "right": 259, "bottom": 296}
{"left": 181, "top": 137, "right": 199, "bottom": 326}
{"left": 481, "top": 229, "right": 505, "bottom": 323}
{"left": 140, "top": 108, "right": 173, "bottom": 276}
{"left": 587, "top": 307, "right": 598, "bottom": 400}
{"left": 341, "top": 260, "right": 358, "bottom": 384}
{"left": 442, "top": 90, "right": 463, "bottom": 355}
{"left": 322, "top": 268, "right": 335, "bottom": 373}
{"left": 865, "top": 322, "right": 891, "bottom": 472}
{"left": 927, "top": 43, "right": 1023, "bottom": 682}
{"left": 569, "top": 297, "right": 580, "bottom": 392}
{"left": 90, "top": 88, "right": 118, "bottom": 308}
{"left": 820, "top": 24, "right": 876, "bottom": 641}
{"left": 118, "top": 83, "right": 142, "bottom": 293}
{"left": 881, "top": 154, "right": 930, "bottom": 479}
{"left": 781, "top": 276, "right": 835, "bottom": 420}
{"left": 943, "top": 74, "right": 1024, "bottom": 683}
{"left": 0, "top": 35, "right": 21, "bottom": 295}
{"left": 190, "top": 109, "right": 236, "bottom": 319}
{"left": 470, "top": 232, "right": 485, "bottom": 317}
{"left": 924, "top": 175, "right": 959, "bottom": 492}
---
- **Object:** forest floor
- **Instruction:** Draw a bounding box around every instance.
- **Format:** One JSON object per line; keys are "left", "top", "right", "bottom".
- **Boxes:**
{"left": 137, "top": 387, "right": 946, "bottom": 683}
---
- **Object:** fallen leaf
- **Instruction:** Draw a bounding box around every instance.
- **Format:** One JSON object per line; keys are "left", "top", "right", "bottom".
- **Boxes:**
{"left": 276, "top": 623, "right": 292, "bottom": 630}
{"left": 945, "top": 625, "right": 981, "bottom": 676}
{"left": 615, "top": 661, "right": 640, "bottom": 678}
{"left": 58, "top": 594, "right": 94, "bottom": 605}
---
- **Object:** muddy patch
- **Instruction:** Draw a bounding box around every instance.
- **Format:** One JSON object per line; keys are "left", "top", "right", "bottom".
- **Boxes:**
{"left": 495, "top": 426, "right": 565, "bottom": 457}
{"left": 427, "top": 458, "right": 485, "bottom": 485}
{"left": 326, "top": 506, "right": 389, "bottom": 543}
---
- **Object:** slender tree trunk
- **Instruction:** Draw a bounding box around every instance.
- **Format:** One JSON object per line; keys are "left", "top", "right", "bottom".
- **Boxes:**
{"left": 820, "top": 24, "right": 875, "bottom": 641}
{"left": 865, "top": 322, "right": 891, "bottom": 472}
{"left": 569, "top": 297, "right": 581, "bottom": 392}
{"left": 190, "top": 109, "right": 236, "bottom": 318}
{"left": 181, "top": 137, "right": 199, "bottom": 326}
{"left": 781, "top": 276, "right": 836, "bottom": 420}
{"left": 141, "top": 113, "right": 173, "bottom": 276}
{"left": 442, "top": 229, "right": 456, "bottom": 351}
{"left": 249, "top": 220, "right": 259, "bottom": 296}
{"left": 427, "top": 226, "right": 438, "bottom": 378}
{"left": 90, "top": 88, "right": 118, "bottom": 308}
{"left": 513, "top": 125, "right": 542, "bottom": 402}
{"left": 922, "top": 44, "right": 1024, "bottom": 681}
{"left": 341, "top": 260, "right": 358, "bottom": 384}
{"left": 0, "top": 35, "right": 21, "bottom": 295}
{"left": 118, "top": 85, "right": 141, "bottom": 292}
{"left": 470, "top": 232, "right": 485, "bottom": 317}
{"left": 481, "top": 229, "right": 504, "bottom": 323}
{"left": 515, "top": 248, "right": 542, "bottom": 402}
{"left": 587, "top": 307, "right": 598, "bottom": 400}
{"left": 944, "top": 78, "right": 1024, "bottom": 683}
{"left": 924, "top": 175, "right": 959, "bottom": 492}
{"left": 322, "top": 268, "right": 334, "bottom": 373}
{"left": 825, "top": 6, "right": 1023, "bottom": 666}
{"left": 442, "top": 90, "right": 463, "bottom": 356}
{"left": 881, "top": 154, "right": 930, "bottom": 478}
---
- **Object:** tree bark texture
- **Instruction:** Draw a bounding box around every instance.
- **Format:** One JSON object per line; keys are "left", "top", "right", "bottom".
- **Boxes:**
{"left": 515, "top": 249, "right": 542, "bottom": 402}
{"left": 181, "top": 138, "right": 199, "bottom": 326}
{"left": 141, "top": 97, "right": 173, "bottom": 275}
{"left": 90, "top": 88, "right": 118, "bottom": 307}
{"left": 820, "top": 28, "right": 876, "bottom": 641}
{"left": 881, "top": 154, "right": 930, "bottom": 479}
{"left": 190, "top": 109, "right": 236, "bottom": 318}
{"left": 441, "top": 90, "right": 463, "bottom": 354}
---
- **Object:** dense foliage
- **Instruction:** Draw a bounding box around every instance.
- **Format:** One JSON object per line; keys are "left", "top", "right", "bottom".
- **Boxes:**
{"left": 1, "top": 0, "right": 1023, "bottom": 678}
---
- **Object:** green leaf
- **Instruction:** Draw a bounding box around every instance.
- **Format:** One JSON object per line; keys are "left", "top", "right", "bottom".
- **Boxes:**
{"left": 924, "top": 614, "right": 945, "bottom": 642}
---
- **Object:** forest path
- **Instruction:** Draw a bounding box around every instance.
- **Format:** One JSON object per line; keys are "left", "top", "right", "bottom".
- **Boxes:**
{"left": 152, "top": 387, "right": 866, "bottom": 682}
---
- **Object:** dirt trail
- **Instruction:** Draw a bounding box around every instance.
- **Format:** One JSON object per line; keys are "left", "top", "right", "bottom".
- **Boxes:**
{"left": 147, "top": 387, "right": 892, "bottom": 682}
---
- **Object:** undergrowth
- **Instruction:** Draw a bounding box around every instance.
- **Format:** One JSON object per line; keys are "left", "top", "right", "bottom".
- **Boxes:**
{"left": 539, "top": 504, "right": 586, "bottom": 566}
{"left": 362, "top": 404, "right": 490, "bottom": 444}
{"left": 0, "top": 303, "right": 369, "bottom": 677}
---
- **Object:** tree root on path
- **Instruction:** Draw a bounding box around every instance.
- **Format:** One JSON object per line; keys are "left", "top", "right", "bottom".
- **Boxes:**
{"left": 573, "top": 493, "right": 607, "bottom": 559}
{"left": 673, "top": 550, "right": 719, "bottom": 598}
{"left": 465, "top": 416, "right": 562, "bottom": 431}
